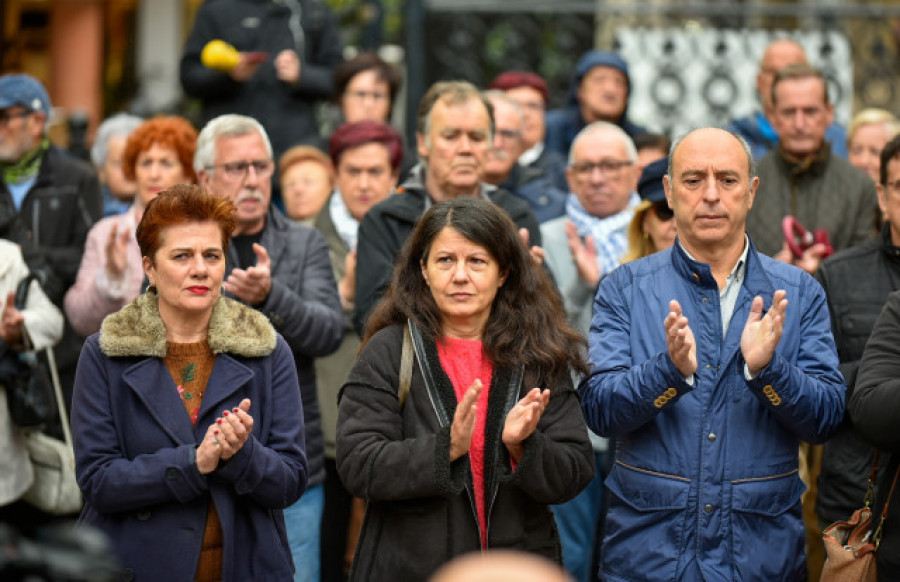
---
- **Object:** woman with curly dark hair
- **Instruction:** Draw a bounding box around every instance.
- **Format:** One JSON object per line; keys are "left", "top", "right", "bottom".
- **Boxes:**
{"left": 336, "top": 196, "right": 594, "bottom": 581}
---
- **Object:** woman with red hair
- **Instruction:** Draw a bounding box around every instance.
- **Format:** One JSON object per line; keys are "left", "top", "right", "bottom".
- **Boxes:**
{"left": 71, "top": 184, "right": 306, "bottom": 581}
{"left": 65, "top": 116, "right": 197, "bottom": 336}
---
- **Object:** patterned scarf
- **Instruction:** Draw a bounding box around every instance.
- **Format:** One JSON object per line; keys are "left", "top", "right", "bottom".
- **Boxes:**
{"left": 1, "top": 137, "right": 49, "bottom": 184}
{"left": 566, "top": 192, "right": 640, "bottom": 276}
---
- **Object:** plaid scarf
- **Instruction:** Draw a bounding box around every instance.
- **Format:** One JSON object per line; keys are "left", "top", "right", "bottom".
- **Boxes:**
{"left": 566, "top": 192, "right": 640, "bottom": 276}
{"left": 1, "top": 137, "right": 49, "bottom": 184}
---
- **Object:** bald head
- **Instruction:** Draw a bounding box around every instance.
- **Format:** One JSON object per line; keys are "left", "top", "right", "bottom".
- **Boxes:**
{"left": 664, "top": 128, "right": 759, "bottom": 262}
{"left": 429, "top": 551, "right": 572, "bottom": 582}
{"left": 757, "top": 39, "right": 808, "bottom": 110}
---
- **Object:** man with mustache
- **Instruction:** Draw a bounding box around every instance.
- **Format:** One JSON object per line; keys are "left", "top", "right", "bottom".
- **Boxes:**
{"left": 195, "top": 113, "right": 344, "bottom": 582}
{"left": 746, "top": 63, "right": 877, "bottom": 274}
{"left": 580, "top": 127, "right": 845, "bottom": 580}
{"left": 352, "top": 81, "right": 541, "bottom": 335}
{"left": 483, "top": 91, "right": 566, "bottom": 224}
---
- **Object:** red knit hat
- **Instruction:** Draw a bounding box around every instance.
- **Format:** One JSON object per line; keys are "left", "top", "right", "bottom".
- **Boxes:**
{"left": 489, "top": 71, "right": 549, "bottom": 105}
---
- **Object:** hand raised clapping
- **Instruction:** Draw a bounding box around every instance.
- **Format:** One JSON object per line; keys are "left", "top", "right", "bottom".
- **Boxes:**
{"left": 196, "top": 398, "right": 254, "bottom": 474}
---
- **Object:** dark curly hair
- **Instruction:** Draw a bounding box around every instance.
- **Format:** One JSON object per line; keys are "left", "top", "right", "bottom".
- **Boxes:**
{"left": 363, "top": 197, "right": 587, "bottom": 384}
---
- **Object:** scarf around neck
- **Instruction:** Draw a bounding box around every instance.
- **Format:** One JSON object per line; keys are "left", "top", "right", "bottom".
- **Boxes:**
{"left": 1, "top": 137, "right": 49, "bottom": 185}
{"left": 566, "top": 192, "right": 640, "bottom": 276}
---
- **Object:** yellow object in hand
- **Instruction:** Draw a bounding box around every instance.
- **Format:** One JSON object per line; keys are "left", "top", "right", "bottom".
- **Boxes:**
{"left": 201, "top": 40, "right": 241, "bottom": 72}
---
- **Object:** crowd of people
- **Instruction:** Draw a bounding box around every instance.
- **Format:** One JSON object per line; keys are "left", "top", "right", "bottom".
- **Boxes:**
{"left": 2, "top": 6, "right": 900, "bottom": 580}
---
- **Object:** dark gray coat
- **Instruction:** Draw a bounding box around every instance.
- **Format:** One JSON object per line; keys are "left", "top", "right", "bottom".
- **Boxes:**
{"left": 226, "top": 207, "right": 343, "bottom": 487}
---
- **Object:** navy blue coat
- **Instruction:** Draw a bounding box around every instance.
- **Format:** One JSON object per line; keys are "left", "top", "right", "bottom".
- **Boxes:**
{"left": 72, "top": 292, "right": 307, "bottom": 581}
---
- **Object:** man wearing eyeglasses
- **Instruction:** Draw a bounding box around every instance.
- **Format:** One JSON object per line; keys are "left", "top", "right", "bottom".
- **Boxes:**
{"left": 538, "top": 120, "right": 640, "bottom": 582}
{"left": 195, "top": 113, "right": 343, "bottom": 582}
{"left": 483, "top": 91, "right": 566, "bottom": 224}
{"left": 0, "top": 73, "right": 102, "bottom": 412}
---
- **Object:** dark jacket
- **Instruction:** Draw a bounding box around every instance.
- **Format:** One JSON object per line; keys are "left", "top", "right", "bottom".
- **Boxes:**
{"left": 725, "top": 110, "right": 848, "bottom": 161}
{"left": 72, "top": 292, "right": 307, "bottom": 582}
{"left": 747, "top": 144, "right": 878, "bottom": 257}
{"left": 498, "top": 161, "right": 567, "bottom": 224}
{"left": 0, "top": 145, "right": 102, "bottom": 403}
{"left": 335, "top": 323, "right": 594, "bottom": 581}
{"left": 352, "top": 166, "right": 542, "bottom": 335}
{"left": 815, "top": 225, "right": 900, "bottom": 523}
{"left": 180, "top": 0, "right": 343, "bottom": 156}
{"left": 848, "top": 289, "right": 900, "bottom": 581}
{"left": 544, "top": 106, "right": 646, "bottom": 160}
{"left": 226, "top": 207, "right": 343, "bottom": 487}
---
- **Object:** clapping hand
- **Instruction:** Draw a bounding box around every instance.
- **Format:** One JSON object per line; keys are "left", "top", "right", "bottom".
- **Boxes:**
{"left": 0, "top": 291, "right": 25, "bottom": 346}
{"left": 502, "top": 387, "right": 550, "bottom": 463}
{"left": 449, "top": 379, "right": 482, "bottom": 462}
{"left": 741, "top": 291, "right": 788, "bottom": 377}
{"left": 665, "top": 299, "right": 697, "bottom": 378}
{"left": 565, "top": 221, "right": 600, "bottom": 287}
{"left": 225, "top": 243, "right": 272, "bottom": 306}
{"left": 104, "top": 222, "right": 130, "bottom": 279}
{"left": 196, "top": 398, "right": 254, "bottom": 474}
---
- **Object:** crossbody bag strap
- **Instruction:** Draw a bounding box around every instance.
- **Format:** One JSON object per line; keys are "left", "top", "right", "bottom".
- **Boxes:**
{"left": 872, "top": 456, "right": 900, "bottom": 548}
{"left": 14, "top": 275, "right": 70, "bottom": 447}
{"left": 398, "top": 322, "right": 413, "bottom": 409}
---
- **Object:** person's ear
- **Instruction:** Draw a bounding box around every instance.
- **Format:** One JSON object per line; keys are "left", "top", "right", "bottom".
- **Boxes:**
{"left": 142, "top": 256, "right": 155, "bottom": 287}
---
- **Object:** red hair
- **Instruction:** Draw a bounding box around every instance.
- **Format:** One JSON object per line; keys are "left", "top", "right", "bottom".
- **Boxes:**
{"left": 136, "top": 184, "right": 236, "bottom": 261}
{"left": 123, "top": 116, "right": 198, "bottom": 182}
{"left": 329, "top": 120, "right": 403, "bottom": 171}
{"left": 489, "top": 71, "right": 550, "bottom": 104}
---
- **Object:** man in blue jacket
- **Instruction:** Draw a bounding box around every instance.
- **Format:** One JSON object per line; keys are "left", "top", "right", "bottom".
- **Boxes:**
{"left": 580, "top": 127, "right": 845, "bottom": 581}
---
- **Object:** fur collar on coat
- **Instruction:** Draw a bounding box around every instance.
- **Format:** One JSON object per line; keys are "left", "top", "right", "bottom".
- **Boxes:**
{"left": 99, "top": 290, "right": 276, "bottom": 358}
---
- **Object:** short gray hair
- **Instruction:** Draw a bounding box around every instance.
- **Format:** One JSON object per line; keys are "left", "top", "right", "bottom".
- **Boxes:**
{"left": 568, "top": 121, "right": 637, "bottom": 166}
{"left": 194, "top": 114, "right": 273, "bottom": 174}
{"left": 91, "top": 113, "right": 143, "bottom": 167}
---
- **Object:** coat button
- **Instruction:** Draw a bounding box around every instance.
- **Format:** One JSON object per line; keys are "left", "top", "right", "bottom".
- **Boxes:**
{"left": 708, "top": 433, "right": 717, "bottom": 442}
{"left": 123, "top": 569, "right": 135, "bottom": 581}
{"left": 136, "top": 511, "right": 151, "bottom": 521}
{"left": 665, "top": 387, "right": 677, "bottom": 397}
{"left": 704, "top": 504, "right": 713, "bottom": 513}
{"left": 701, "top": 296, "right": 708, "bottom": 303}
{"left": 165, "top": 468, "right": 178, "bottom": 480}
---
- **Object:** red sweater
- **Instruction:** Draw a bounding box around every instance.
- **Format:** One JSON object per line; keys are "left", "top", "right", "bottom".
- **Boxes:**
{"left": 436, "top": 337, "right": 494, "bottom": 547}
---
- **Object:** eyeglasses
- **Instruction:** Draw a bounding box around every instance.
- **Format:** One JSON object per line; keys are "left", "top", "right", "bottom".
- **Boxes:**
{"left": 570, "top": 159, "right": 632, "bottom": 178}
{"left": 345, "top": 90, "right": 389, "bottom": 102}
{"left": 0, "top": 109, "right": 31, "bottom": 127}
{"left": 207, "top": 159, "right": 274, "bottom": 181}
{"left": 652, "top": 201, "right": 674, "bottom": 221}
{"left": 495, "top": 129, "right": 522, "bottom": 141}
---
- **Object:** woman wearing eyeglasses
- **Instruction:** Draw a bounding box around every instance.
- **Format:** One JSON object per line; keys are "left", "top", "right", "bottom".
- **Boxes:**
{"left": 622, "top": 157, "right": 677, "bottom": 264}
{"left": 64, "top": 116, "right": 197, "bottom": 336}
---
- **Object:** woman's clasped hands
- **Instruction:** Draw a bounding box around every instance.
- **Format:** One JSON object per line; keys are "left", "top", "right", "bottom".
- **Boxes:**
{"left": 197, "top": 398, "right": 254, "bottom": 474}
